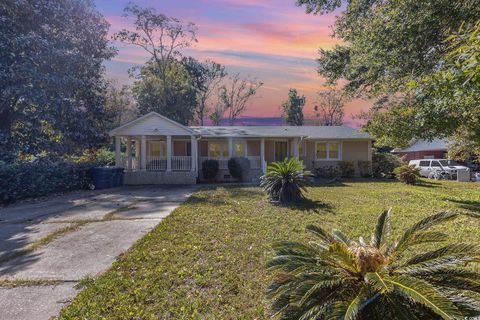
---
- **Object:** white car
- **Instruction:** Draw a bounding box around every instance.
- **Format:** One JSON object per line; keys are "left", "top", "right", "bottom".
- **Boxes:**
{"left": 409, "top": 159, "right": 469, "bottom": 179}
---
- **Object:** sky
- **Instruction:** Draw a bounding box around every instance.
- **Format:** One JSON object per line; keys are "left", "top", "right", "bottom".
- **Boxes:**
{"left": 95, "top": 0, "right": 370, "bottom": 126}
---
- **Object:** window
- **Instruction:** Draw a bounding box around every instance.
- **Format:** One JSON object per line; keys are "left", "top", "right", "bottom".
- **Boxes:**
{"left": 149, "top": 141, "right": 166, "bottom": 159}
{"left": 275, "top": 141, "right": 288, "bottom": 161}
{"left": 431, "top": 161, "right": 442, "bottom": 167}
{"left": 315, "top": 142, "right": 341, "bottom": 160}
{"left": 298, "top": 141, "right": 306, "bottom": 156}
{"left": 419, "top": 160, "right": 430, "bottom": 167}
{"left": 234, "top": 142, "right": 246, "bottom": 157}
{"left": 316, "top": 143, "right": 327, "bottom": 159}
{"left": 208, "top": 142, "right": 228, "bottom": 159}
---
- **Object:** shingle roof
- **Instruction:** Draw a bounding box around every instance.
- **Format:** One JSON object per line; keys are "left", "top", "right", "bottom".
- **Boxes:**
{"left": 393, "top": 138, "right": 449, "bottom": 152}
{"left": 189, "top": 125, "right": 371, "bottom": 140}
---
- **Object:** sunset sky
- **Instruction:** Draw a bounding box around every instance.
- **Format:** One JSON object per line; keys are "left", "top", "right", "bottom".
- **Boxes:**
{"left": 96, "top": 0, "right": 370, "bottom": 125}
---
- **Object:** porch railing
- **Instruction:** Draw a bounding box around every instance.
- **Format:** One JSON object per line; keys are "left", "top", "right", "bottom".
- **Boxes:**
{"left": 146, "top": 156, "right": 166, "bottom": 171}
{"left": 172, "top": 156, "right": 191, "bottom": 171}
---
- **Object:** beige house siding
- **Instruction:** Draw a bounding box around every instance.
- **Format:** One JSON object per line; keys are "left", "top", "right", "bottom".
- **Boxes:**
{"left": 247, "top": 140, "right": 260, "bottom": 156}
{"left": 302, "top": 140, "right": 371, "bottom": 176}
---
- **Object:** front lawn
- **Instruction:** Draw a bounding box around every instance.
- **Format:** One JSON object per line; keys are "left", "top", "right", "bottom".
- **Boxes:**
{"left": 59, "top": 180, "right": 480, "bottom": 319}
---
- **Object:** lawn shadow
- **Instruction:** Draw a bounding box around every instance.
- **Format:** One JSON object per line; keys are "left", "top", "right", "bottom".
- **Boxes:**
{"left": 278, "top": 198, "right": 334, "bottom": 214}
{"left": 415, "top": 180, "right": 442, "bottom": 188}
{"left": 444, "top": 198, "right": 480, "bottom": 213}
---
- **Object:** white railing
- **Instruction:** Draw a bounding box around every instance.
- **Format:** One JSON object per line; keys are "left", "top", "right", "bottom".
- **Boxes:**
{"left": 146, "top": 156, "right": 166, "bottom": 171}
{"left": 248, "top": 156, "right": 261, "bottom": 169}
{"left": 172, "top": 156, "right": 191, "bottom": 171}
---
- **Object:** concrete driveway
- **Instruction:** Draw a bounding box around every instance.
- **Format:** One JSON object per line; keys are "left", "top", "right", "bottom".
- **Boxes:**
{"left": 0, "top": 185, "right": 197, "bottom": 320}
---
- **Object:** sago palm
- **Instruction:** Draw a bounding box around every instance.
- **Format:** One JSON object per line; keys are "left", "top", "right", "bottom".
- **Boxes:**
{"left": 267, "top": 209, "right": 480, "bottom": 319}
{"left": 260, "top": 158, "right": 311, "bottom": 203}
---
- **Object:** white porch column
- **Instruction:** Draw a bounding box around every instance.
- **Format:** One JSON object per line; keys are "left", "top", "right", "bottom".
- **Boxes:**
{"left": 115, "top": 136, "right": 122, "bottom": 167}
{"left": 293, "top": 138, "right": 299, "bottom": 159}
{"left": 135, "top": 139, "right": 140, "bottom": 169}
{"left": 228, "top": 138, "right": 233, "bottom": 158}
{"left": 190, "top": 135, "right": 197, "bottom": 172}
{"left": 166, "top": 135, "right": 172, "bottom": 172}
{"left": 140, "top": 135, "right": 147, "bottom": 171}
{"left": 260, "top": 138, "right": 265, "bottom": 173}
{"left": 126, "top": 139, "right": 132, "bottom": 171}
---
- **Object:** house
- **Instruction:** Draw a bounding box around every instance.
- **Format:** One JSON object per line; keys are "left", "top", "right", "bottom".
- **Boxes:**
{"left": 109, "top": 112, "right": 373, "bottom": 184}
{"left": 392, "top": 138, "right": 448, "bottom": 162}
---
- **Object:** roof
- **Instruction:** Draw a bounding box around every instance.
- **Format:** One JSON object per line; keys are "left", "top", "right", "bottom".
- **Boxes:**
{"left": 393, "top": 138, "right": 449, "bottom": 153}
{"left": 109, "top": 112, "right": 372, "bottom": 140}
{"left": 189, "top": 125, "right": 371, "bottom": 140}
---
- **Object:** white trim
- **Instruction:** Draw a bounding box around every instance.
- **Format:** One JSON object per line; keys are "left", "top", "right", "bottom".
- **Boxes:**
{"left": 109, "top": 112, "right": 195, "bottom": 136}
{"left": 315, "top": 141, "right": 342, "bottom": 161}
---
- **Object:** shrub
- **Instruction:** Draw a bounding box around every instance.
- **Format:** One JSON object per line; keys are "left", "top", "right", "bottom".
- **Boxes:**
{"left": 202, "top": 159, "right": 219, "bottom": 180}
{"left": 0, "top": 161, "right": 94, "bottom": 204}
{"left": 314, "top": 165, "right": 341, "bottom": 179}
{"left": 77, "top": 148, "right": 116, "bottom": 166}
{"left": 358, "top": 160, "right": 372, "bottom": 178}
{"left": 260, "top": 158, "right": 311, "bottom": 203}
{"left": 338, "top": 161, "right": 355, "bottom": 178}
{"left": 267, "top": 209, "right": 480, "bottom": 319}
{"left": 372, "top": 150, "right": 403, "bottom": 178}
{"left": 228, "top": 157, "right": 251, "bottom": 181}
{"left": 394, "top": 164, "right": 421, "bottom": 185}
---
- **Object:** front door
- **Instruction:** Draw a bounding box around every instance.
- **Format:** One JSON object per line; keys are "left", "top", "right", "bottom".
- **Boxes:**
{"left": 274, "top": 141, "right": 288, "bottom": 162}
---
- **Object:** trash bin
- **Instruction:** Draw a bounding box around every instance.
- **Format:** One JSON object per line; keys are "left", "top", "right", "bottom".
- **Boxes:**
{"left": 92, "top": 167, "right": 124, "bottom": 189}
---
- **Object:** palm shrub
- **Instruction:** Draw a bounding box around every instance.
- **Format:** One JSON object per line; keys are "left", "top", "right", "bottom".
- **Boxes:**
{"left": 267, "top": 209, "right": 480, "bottom": 320}
{"left": 260, "top": 158, "right": 311, "bottom": 203}
{"left": 394, "top": 164, "right": 421, "bottom": 185}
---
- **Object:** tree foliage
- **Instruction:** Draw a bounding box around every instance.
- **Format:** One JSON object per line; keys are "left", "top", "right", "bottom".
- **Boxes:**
{"left": 282, "top": 89, "right": 305, "bottom": 126}
{"left": 114, "top": 3, "right": 198, "bottom": 125}
{"left": 268, "top": 209, "right": 480, "bottom": 319}
{"left": 0, "top": 0, "right": 116, "bottom": 162}
{"left": 314, "top": 88, "right": 345, "bottom": 126}
{"left": 296, "top": 0, "right": 480, "bottom": 154}
{"left": 182, "top": 58, "right": 227, "bottom": 125}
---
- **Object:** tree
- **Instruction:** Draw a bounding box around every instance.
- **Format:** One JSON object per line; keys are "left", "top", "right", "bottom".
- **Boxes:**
{"left": 296, "top": 0, "right": 480, "bottom": 150}
{"left": 104, "top": 82, "right": 138, "bottom": 130}
{"left": 182, "top": 58, "right": 227, "bottom": 125}
{"left": 282, "top": 89, "right": 305, "bottom": 126}
{"left": 0, "top": 0, "right": 116, "bottom": 162}
{"left": 218, "top": 73, "right": 263, "bottom": 125}
{"left": 314, "top": 88, "right": 345, "bottom": 126}
{"left": 132, "top": 61, "right": 197, "bottom": 125}
{"left": 114, "top": 3, "right": 198, "bottom": 124}
{"left": 364, "top": 22, "right": 480, "bottom": 151}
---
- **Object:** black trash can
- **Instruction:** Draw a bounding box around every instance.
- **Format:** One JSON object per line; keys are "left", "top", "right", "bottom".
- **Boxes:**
{"left": 92, "top": 167, "right": 124, "bottom": 190}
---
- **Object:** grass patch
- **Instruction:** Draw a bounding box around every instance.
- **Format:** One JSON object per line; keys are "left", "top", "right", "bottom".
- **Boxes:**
{"left": 59, "top": 180, "right": 480, "bottom": 319}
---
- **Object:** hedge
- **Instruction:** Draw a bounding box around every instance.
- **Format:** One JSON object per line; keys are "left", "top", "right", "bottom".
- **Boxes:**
{"left": 0, "top": 161, "right": 96, "bottom": 204}
{"left": 228, "top": 157, "right": 251, "bottom": 181}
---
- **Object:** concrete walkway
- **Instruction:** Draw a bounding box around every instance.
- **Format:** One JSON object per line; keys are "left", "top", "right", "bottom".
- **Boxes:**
{"left": 0, "top": 185, "right": 197, "bottom": 320}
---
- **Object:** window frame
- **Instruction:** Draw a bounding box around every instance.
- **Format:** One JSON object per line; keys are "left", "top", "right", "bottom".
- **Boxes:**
{"left": 315, "top": 141, "right": 342, "bottom": 161}
{"left": 208, "top": 141, "right": 229, "bottom": 159}
{"left": 233, "top": 141, "right": 247, "bottom": 157}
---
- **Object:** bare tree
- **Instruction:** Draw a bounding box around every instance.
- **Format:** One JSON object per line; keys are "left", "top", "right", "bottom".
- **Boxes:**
{"left": 217, "top": 73, "right": 263, "bottom": 125}
{"left": 113, "top": 3, "right": 197, "bottom": 106}
{"left": 314, "top": 88, "right": 345, "bottom": 126}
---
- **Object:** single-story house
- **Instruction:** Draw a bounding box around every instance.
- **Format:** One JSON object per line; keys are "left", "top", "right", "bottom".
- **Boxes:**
{"left": 109, "top": 112, "right": 373, "bottom": 184}
{"left": 392, "top": 139, "right": 448, "bottom": 161}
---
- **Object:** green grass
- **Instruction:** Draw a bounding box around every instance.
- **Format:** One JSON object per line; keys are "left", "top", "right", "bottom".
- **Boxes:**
{"left": 59, "top": 179, "right": 480, "bottom": 319}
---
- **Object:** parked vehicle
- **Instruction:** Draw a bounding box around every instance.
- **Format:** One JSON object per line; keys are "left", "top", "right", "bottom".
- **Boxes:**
{"left": 408, "top": 159, "right": 469, "bottom": 179}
